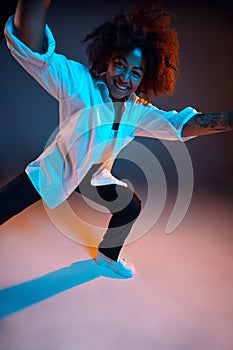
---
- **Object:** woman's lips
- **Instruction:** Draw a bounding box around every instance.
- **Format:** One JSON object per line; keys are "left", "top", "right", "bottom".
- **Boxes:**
{"left": 114, "top": 80, "right": 128, "bottom": 91}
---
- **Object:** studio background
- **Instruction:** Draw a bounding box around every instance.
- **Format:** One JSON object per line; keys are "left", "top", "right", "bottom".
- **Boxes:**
{"left": 0, "top": 0, "right": 233, "bottom": 198}
{"left": 1, "top": 3, "right": 233, "bottom": 349}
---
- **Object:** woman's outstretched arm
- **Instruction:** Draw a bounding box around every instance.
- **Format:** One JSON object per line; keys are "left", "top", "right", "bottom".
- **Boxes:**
{"left": 182, "top": 110, "right": 233, "bottom": 137}
{"left": 13, "top": 0, "right": 51, "bottom": 53}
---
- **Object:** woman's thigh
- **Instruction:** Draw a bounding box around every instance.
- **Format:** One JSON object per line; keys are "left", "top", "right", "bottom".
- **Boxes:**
{"left": 75, "top": 167, "right": 139, "bottom": 214}
{"left": 0, "top": 172, "right": 41, "bottom": 224}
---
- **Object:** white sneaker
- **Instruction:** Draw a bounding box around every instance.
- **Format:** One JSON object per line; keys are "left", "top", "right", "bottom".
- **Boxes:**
{"left": 95, "top": 251, "right": 135, "bottom": 278}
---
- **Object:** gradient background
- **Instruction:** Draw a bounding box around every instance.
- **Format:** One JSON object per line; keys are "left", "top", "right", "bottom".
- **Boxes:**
{"left": 1, "top": 2, "right": 233, "bottom": 350}
{"left": 0, "top": 0, "right": 233, "bottom": 198}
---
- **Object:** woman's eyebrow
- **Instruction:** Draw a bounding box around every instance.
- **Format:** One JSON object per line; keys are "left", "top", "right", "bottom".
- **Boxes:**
{"left": 115, "top": 55, "right": 144, "bottom": 71}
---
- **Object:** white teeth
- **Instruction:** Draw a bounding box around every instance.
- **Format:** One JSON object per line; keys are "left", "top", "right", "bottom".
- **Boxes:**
{"left": 115, "top": 81, "right": 128, "bottom": 90}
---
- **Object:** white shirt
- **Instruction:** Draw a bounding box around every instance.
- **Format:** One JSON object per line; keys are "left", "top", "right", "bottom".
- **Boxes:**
{"left": 5, "top": 16, "right": 198, "bottom": 209}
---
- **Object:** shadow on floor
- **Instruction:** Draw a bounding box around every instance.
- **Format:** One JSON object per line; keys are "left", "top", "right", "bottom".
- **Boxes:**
{"left": 0, "top": 258, "right": 126, "bottom": 319}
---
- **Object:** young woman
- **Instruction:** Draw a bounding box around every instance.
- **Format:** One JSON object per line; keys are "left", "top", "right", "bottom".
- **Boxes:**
{"left": 1, "top": 0, "right": 232, "bottom": 278}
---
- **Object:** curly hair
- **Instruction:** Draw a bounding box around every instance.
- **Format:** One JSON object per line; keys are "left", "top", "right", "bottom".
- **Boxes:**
{"left": 82, "top": 0, "right": 179, "bottom": 100}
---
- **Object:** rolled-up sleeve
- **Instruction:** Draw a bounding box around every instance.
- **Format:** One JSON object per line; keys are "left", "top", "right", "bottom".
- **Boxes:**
{"left": 134, "top": 104, "right": 198, "bottom": 141}
{"left": 4, "top": 15, "right": 89, "bottom": 101}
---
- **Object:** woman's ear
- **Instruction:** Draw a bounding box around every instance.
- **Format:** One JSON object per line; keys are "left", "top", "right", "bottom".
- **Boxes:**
{"left": 106, "top": 51, "right": 114, "bottom": 69}
{"left": 106, "top": 57, "right": 110, "bottom": 69}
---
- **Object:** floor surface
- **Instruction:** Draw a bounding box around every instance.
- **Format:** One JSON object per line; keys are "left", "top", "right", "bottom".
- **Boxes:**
{"left": 1, "top": 192, "right": 233, "bottom": 350}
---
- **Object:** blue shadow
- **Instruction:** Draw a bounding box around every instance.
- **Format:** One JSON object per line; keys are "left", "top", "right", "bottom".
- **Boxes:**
{"left": 0, "top": 259, "right": 126, "bottom": 319}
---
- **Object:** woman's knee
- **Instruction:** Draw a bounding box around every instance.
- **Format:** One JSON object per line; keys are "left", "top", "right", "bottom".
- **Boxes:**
{"left": 95, "top": 184, "right": 141, "bottom": 220}
{"left": 131, "top": 193, "right": 142, "bottom": 218}
{"left": 121, "top": 192, "right": 141, "bottom": 221}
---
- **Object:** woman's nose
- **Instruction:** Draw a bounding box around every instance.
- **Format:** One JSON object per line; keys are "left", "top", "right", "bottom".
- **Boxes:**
{"left": 121, "top": 69, "right": 130, "bottom": 81}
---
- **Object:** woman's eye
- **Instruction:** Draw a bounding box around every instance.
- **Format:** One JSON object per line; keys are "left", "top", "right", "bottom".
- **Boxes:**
{"left": 115, "top": 61, "right": 124, "bottom": 68}
{"left": 132, "top": 71, "right": 141, "bottom": 78}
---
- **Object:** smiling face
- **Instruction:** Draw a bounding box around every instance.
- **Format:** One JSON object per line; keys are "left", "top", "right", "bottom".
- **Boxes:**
{"left": 106, "top": 47, "right": 146, "bottom": 102}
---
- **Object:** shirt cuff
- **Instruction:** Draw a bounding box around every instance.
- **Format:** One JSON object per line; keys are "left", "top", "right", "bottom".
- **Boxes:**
{"left": 4, "top": 15, "right": 56, "bottom": 68}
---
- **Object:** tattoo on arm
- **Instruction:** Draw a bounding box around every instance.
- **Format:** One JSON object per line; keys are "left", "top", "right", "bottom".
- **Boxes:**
{"left": 194, "top": 111, "right": 233, "bottom": 130}
{"left": 182, "top": 110, "right": 233, "bottom": 137}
